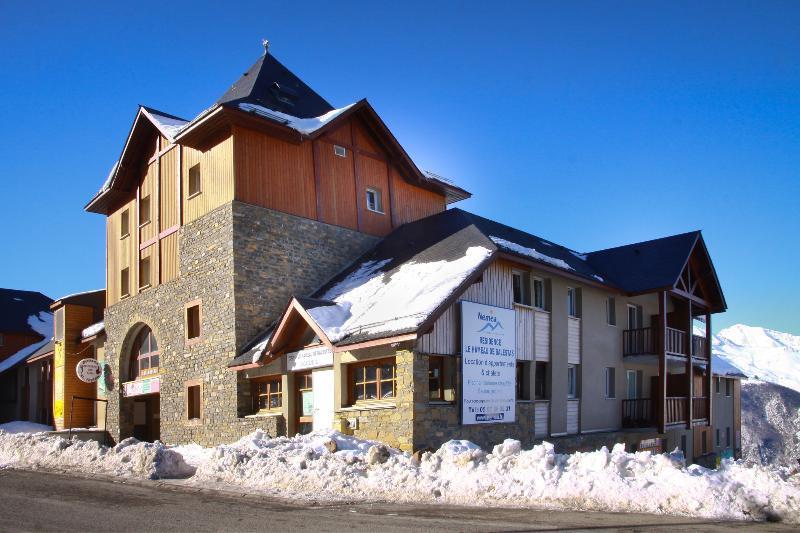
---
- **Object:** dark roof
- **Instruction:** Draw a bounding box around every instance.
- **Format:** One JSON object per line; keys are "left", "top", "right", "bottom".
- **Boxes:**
{"left": 585, "top": 232, "right": 700, "bottom": 294}
{"left": 0, "top": 288, "right": 53, "bottom": 336}
{"left": 27, "top": 338, "right": 54, "bottom": 362}
{"left": 217, "top": 53, "right": 334, "bottom": 119}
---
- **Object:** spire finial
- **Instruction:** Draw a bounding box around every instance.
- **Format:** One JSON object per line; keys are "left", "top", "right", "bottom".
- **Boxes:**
{"left": 262, "top": 38, "right": 270, "bottom": 55}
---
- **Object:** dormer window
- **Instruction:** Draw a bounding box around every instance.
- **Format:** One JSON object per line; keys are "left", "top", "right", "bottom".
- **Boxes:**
{"left": 365, "top": 188, "right": 384, "bottom": 214}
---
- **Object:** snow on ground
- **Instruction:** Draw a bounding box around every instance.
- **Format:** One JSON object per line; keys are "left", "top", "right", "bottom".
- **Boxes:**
{"left": 0, "top": 421, "right": 52, "bottom": 434}
{"left": 490, "top": 236, "right": 574, "bottom": 271}
{"left": 0, "top": 429, "right": 797, "bottom": 523}
{"left": 309, "top": 246, "right": 492, "bottom": 343}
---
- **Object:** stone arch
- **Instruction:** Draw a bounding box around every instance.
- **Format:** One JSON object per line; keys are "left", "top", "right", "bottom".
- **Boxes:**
{"left": 117, "top": 321, "right": 162, "bottom": 442}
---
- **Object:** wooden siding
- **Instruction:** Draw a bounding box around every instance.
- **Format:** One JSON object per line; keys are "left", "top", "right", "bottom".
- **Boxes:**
{"left": 57, "top": 304, "right": 97, "bottom": 430}
{"left": 515, "top": 304, "right": 534, "bottom": 361}
{"left": 159, "top": 146, "right": 179, "bottom": 230}
{"left": 418, "top": 260, "right": 513, "bottom": 355}
{"left": 139, "top": 161, "right": 157, "bottom": 244}
{"left": 351, "top": 119, "right": 381, "bottom": 154}
{"left": 160, "top": 232, "right": 179, "bottom": 283}
{"left": 315, "top": 138, "right": 358, "bottom": 229}
{"left": 234, "top": 126, "right": 317, "bottom": 219}
{"left": 183, "top": 135, "right": 235, "bottom": 224}
{"left": 567, "top": 399, "right": 580, "bottom": 434}
{"left": 567, "top": 317, "right": 581, "bottom": 364}
{"left": 534, "top": 401, "right": 550, "bottom": 437}
{"left": 390, "top": 166, "right": 446, "bottom": 226}
{"left": 357, "top": 154, "right": 392, "bottom": 236}
{"left": 106, "top": 199, "right": 137, "bottom": 307}
{"left": 534, "top": 311, "right": 551, "bottom": 361}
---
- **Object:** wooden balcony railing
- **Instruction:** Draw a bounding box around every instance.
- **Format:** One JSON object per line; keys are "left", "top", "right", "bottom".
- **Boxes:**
{"left": 665, "top": 397, "right": 687, "bottom": 425}
{"left": 665, "top": 327, "right": 686, "bottom": 356}
{"left": 621, "top": 398, "right": 656, "bottom": 428}
{"left": 692, "top": 335, "right": 708, "bottom": 359}
{"left": 622, "top": 327, "right": 656, "bottom": 356}
{"left": 692, "top": 396, "right": 708, "bottom": 420}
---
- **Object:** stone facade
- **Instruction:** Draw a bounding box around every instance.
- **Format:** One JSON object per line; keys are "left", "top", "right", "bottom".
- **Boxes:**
{"left": 103, "top": 201, "right": 377, "bottom": 446}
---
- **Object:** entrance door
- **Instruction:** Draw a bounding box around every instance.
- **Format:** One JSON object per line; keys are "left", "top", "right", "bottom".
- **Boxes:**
{"left": 626, "top": 370, "right": 638, "bottom": 399}
{"left": 132, "top": 395, "right": 160, "bottom": 441}
{"left": 312, "top": 368, "right": 334, "bottom": 431}
{"left": 296, "top": 372, "right": 313, "bottom": 435}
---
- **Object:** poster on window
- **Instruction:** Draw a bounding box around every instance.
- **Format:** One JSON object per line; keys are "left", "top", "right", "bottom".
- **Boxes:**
{"left": 461, "top": 300, "right": 516, "bottom": 425}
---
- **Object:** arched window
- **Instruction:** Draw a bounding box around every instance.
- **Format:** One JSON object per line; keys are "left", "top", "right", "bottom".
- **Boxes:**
{"left": 130, "top": 327, "right": 159, "bottom": 380}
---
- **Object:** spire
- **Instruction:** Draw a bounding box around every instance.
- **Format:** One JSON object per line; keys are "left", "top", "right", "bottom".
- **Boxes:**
{"left": 262, "top": 38, "right": 270, "bottom": 55}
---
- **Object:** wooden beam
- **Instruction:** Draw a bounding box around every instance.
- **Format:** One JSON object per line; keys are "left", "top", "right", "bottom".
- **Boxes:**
{"left": 686, "top": 298, "right": 693, "bottom": 429}
{"left": 332, "top": 333, "right": 417, "bottom": 353}
{"left": 658, "top": 290, "right": 667, "bottom": 434}
{"left": 670, "top": 288, "right": 710, "bottom": 309}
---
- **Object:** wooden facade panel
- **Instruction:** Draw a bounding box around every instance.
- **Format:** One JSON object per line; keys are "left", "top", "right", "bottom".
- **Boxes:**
{"left": 356, "top": 154, "right": 392, "bottom": 236}
{"left": 233, "top": 126, "right": 316, "bottom": 219}
{"left": 567, "top": 399, "right": 580, "bottom": 434}
{"left": 352, "top": 118, "right": 381, "bottom": 154}
{"left": 534, "top": 311, "right": 551, "bottom": 361}
{"left": 515, "top": 304, "right": 534, "bottom": 361}
{"left": 390, "top": 166, "right": 446, "bottom": 226}
{"left": 160, "top": 232, "right": 179, "bottom": 284}
{"left": 567, "top": 317, "right": 581, "bottom": 364}
{"left": 183, "top": 135, "right": 235, "bottom": 224}
{"left": 316, "top": 139, "right": 358, "bottom": 229}
{"left": 534, "top": 401, "right": 549, "bottom": 437}
{"left": 60, "top": 305, "right": 98, "bottom": 429}
{"left": 106, "top": 199, "right": 136, "bottom": 307}
{"left": 322, "top": 121, "right": 352, "bottom": 145}
{"left": 139, "top": 162, "right": 157, "bottom": 243}
{"left": 159, "top": 147, "right": 179, "bottom": 230}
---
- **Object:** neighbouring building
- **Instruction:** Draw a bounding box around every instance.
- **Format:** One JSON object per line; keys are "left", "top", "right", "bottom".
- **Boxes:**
{"left": 0, "top": 288, "right": 53, "bottom": 423}
{"left": 81, "top": 45, "right": 733, "bottom": 464}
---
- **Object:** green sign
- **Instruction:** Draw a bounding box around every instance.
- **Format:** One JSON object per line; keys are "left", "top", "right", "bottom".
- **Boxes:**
{"left": 302, "top": 391, "right": 314, "bottom": 416}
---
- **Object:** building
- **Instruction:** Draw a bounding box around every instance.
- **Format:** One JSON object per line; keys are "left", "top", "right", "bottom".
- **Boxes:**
{"left": 0, "top": 288, "right": 53, "bottom": 423}
{"left": 84, "top": 46, "right": 731, "bottom": 464}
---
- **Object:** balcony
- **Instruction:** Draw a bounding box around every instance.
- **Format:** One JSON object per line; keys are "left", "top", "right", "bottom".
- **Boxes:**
{"left": 622, "top": 398, "right": 655, "bottom": 428}
{"left": 622, "top": 327, "right": 708, "bottom": 359}
{"left": 622, "top": 396, "right": 710, "bottom": 428}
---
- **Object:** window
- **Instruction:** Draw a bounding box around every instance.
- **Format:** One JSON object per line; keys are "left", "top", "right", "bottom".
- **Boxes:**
{"left": 188, "top": 164, "right": 201, "bottom": 197}
{"left": 567, "top": 364, "right": 579, "bottom": 399}
{"left": 252, "top": 376, "right": 282, "bottom": 412}
{"left": 120, "top": 209, "right": 130, "bottom": 238}
{"left": 627, "top": 304, "right": 640, "bottom": 329}
{"left": 533, "top": 278, "right": 545, "bottom": 309}
{"left": 130, "top": 326, "right": 159, "bottom": 380}
{"left": 725, "top": 378, "right": 732, "bottom": 397}
{"left": 716, "top": 428, "right": 720, "bottom": 447}
{"left": 626, "top": 370, "right": 638, "bottom": 399}
{"left": 534, "top": 361, "right": 548, "bottom": 400}
{"left": 516, "top": 361, "right": 531, "bottom": 401}
{"left": 716, "top": 376, "right": 720, "bottom": 394}
{"left": 54, "top": 307, "right": 64, "bottom": 342}
{"left": 604, "top": 367, "right": 616, "bottom": 399}
{"left": 726, "top": 427, "right": 731, "bottom": 447}
{"left": 365, "top": 188, "right": 384, "bottom": 214}
{"left": 567, "top": 288, "right": 577, "bottom": 317}
{"left": 120, "top": 268, "right": 130, "bottom": 298}
{"left": 185, "top": 301, "right": 201, "bottom": 341}
{"left": 139, "top": 257, "right": 151, "bottom": 289}
{"left": 333, "top": 145, "right": 346, "bottom": 157}
{"left": 606, "top": 297, "right": 616, "bottom": 326}
{"left": 429, "top": 356, "right": 445, "bottom": 401}
{"left": 512, "top": 270, "right": 531, "bottom": 306}
{"left": 140, "top": 195, "right": 151, "bottom": 225}
{"left": 186, "top": 381, "right": 202, "bottom": 420}
{"left": 350, "top": 358, "right": 396, "bottom": 403}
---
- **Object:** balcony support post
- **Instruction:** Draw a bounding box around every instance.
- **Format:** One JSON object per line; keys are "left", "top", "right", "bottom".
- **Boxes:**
{"left": 658, "top": 290, "right": 667, "bottom": 434}
{"left": 686, "top": 298, "right": 693, "bottom": 429}
{"left": 706, "top": 311, "right": 713, "bottom": 424}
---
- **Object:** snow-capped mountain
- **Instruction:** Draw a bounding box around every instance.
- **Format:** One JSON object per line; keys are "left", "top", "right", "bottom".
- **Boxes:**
{"left": 712, "top": 324, "right": 800, "bottom": 466}
{"left": 713, "top": 324, "right": 800, "bottom": 393}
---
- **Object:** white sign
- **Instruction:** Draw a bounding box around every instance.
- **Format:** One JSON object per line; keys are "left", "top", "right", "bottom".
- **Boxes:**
{"left": 76, "top": 358, "right": 102, "bottom": 383}
{"left": 287, "top": 346, "right": 333, "bottom": 372}
{"left": 461, "top": 301, "right": 516, "bottom": 425}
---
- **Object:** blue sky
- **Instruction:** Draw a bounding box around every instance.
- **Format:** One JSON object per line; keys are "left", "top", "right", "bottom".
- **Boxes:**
{"left": 1, "top": 1, "right": 798, "bottom": 335}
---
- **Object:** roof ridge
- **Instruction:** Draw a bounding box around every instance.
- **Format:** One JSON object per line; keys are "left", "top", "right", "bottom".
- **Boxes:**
{"left": 586, "top": 230, "right": 701, "bottom": 256}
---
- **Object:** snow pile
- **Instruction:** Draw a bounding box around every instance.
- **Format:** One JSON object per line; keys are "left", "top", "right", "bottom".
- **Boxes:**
{"left": 713, "top": 325, "right": 800, "bottom": 393}
{"left": 81, "top": 321, "right": 104, "bottom": 339}
{"left": 0, "top": 431, "right": 193, "bottom": 480}
{"left": 238, "top": 102, "right": 355, "bottom": 135}
{"left": 308, "top": 246, "right": 492, "bottom": 343}
{"left": 0, "top": 421, "right": 53, "bottom": 434}
{"left": 490, "top": 236, "right": 574, "bottom": 271}
{"left": 0, "top": 312, "right": 53, "bottom": 374}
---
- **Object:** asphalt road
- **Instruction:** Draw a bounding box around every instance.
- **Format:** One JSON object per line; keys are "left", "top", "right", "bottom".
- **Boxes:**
{"left": 0, "top": 468, "right": 792, "bottom": 532}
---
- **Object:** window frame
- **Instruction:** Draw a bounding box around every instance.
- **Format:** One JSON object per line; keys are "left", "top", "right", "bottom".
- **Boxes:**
{"left": 725, "top": 378, "right": 732, "bottom": 397}
{"left": 120, "top": 208, "right": 130, "bottom": 239}
{"left": 139, "top": 256, "right": 151, "bottom": 290}
{"left": 516, "top": 361, "right": 531, "bottom": 401}
{"left": 627, "top": 303, "right": 640, "bottom": 329}
{"left": 567, "top": 287, "right": 577, "bottom": 317}
{"left": 252, "top": 375, "right": 283, "bottom": 413}
{"left": 130, "top": 327, "right": 159, "bottom": 380}
{"left": 604, "top": 367, "right": 616, "bottom": 399}
{"left": 120, "top": 267, "right": 130, "bottom": 299}
{"left": 512, "top": 270, "right": 532, "bottom": 307}
{"left": 567, "top": 363, "right": 579, "bottom": 399}
{"left": 365, "top": 187, "right": 385, "bottom": 214}
{"left": 532, "top": 277, "right": 545, "bottom": 310}
{"left": 348, "top": 357, "right": 396, "bottom": 404}
{"left": 534, "top": 361, "right": 549, "bottom": 400}
{"left": 139, "top": 195, "right": 152, "bottom": 227}
{"left": 606, "top": 296, "right": 616, "bottom": 326}
{"left": 428, "top": 355, "right": 446, "bottom": 402}
{"left": 185, "top": 379, "right": 202, "bottom": 421}
{"left": 188, "top": 164, "right": 202, "bottom": 198}
{"left": 185, "top": 300, "right": 202, "bottom": 343}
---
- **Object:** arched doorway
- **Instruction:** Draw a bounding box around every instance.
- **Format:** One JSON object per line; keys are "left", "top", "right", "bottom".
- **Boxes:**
{"left": 123, "top": 325, "right": 160, "bottom": 442}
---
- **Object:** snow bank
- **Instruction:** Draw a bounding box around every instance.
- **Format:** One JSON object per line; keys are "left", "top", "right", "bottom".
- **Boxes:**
{"left": 0, "top": 421, "right": 52, "bottom": 434}
{"left": 1, "top": 429, "right": 797, "bottom": 523}
{"left": 0, "top": 432, "right": 193, "bottom": 480}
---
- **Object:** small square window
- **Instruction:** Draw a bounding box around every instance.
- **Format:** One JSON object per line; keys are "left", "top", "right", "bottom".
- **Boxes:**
{"left": 120, "top": 209, "right": 130, "bottom": 238}
{"left": 188, "top": 164, "right": 201, "bottom": 197}
{"left": 187, "top": 382, "right": 201, "bottom": 420}
{"left": 140, "top": 195, "right": 151, "bottom": 225}
{"left": 139, "top": 257, "right": 151, "bottom": 289}
{"left": 120, "top": 267, "right": 130, "bottom": 298}
{"left": 365, "top": 188, "right": 384, "bottom": 214}
{"left": 333, "top": 145, "right": 346, "bottom": 157}
{"left": 186, "top": 302, "right": 201, "bottom": 340}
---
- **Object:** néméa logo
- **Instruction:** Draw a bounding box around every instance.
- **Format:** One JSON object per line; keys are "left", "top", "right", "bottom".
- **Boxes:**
{"left": 476, "top": 310, "right": 504, "bottom": 333}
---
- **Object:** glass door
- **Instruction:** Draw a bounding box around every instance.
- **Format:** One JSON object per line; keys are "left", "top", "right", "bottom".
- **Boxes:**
{"left": 296, "top": 372, "right": 313, "bottom": 434}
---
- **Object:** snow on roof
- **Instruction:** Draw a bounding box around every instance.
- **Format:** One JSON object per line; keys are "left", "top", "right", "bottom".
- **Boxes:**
{"left": 81, "top": 321, "right": 104, "bottom": 340}
{"left": 53, "top": 288, "right": 104, "bottom": 302}
{"left": 490, "top": 236, "right": 574, "bottom": 271}
{"left": 0, "top": 312, "right": 53, "bottom": 374}
{"left": 307, "top": 246, "right": 492, "bottom": 344}
{"left": 141, "top": 108, "right": 188, "bottom": 140}
{"left": 237, "top": 102, "right": 355, "bottom": 135}
{"left": 98, "top": 161, "right": 118, "bottom": 194}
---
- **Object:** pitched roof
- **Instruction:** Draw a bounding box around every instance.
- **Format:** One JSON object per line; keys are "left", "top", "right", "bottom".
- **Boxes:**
{"left": 0, "top": 288, "right": 53, "bottom": 336}
{"left": 26, "top": 337, "right": 54, "bottom": 363}
{"left": 217, "top": 52, "right": 334, "bottom": 119}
